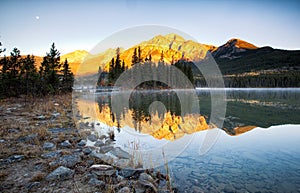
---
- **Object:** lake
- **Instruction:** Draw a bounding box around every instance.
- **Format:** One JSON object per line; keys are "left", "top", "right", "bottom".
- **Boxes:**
{"left": 74, "top": 88, "right": 300, "bottom": 192}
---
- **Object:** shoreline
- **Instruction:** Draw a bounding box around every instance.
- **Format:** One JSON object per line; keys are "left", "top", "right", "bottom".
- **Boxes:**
{"left": 0, "top": 93, "right": 172, "bottom": 193}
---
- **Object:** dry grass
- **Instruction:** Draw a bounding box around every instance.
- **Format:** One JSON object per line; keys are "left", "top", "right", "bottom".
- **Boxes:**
{"left": 30, "top": 172, "right": 46, "bottom": 182}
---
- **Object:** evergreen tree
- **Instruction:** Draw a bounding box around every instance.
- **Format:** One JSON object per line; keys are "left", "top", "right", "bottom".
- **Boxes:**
{"left": 40, "top": 43, "right": 61, "bottom": 94}
{"left": 108, "top": 57, "right": 115, "bottom": 85}
{"left": 131, "top": 48, "right": 138, "bottom": 66}
{"left": 21, "top": 55, "right": 37, "bottom": 96}
{"left": 138, "top": 46, "right": 143, "bottom": 63}
{"left": 61, "top": 59, "right": 74, "bottom": 92}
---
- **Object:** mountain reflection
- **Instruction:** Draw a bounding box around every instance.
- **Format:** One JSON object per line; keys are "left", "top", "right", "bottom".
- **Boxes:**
{"left": 94, "top": 91, "right": 209, "bottom": 140}
{"left": 75, "top": 89, "right": 300, "bottom": 140}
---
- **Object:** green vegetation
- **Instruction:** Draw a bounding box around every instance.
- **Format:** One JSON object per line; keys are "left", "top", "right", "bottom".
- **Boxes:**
{"left": 0, "top": 42, "right": 74, "bottom": 98}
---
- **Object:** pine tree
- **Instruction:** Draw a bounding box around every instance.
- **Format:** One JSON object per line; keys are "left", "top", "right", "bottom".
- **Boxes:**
{"left": 61, "top": 59, "right": 74, "bottom": 92}
{"left": 131, "top": 48, "right": 138, "bottom": 66}
{"left": 108, "top": 57, "right": 115, "bottom": 85}
{"left": 138, "top": 46, "right": 143, "bottom": 63}
{"left": 21, "top": 55, "right": 37, "bottom": 96}
{"left": 40, "top": 43, "right": 61, "bottom": 94}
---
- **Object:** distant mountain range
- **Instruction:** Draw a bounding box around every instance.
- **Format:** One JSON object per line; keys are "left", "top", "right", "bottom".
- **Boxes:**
{"left": 55, "top": 33, "right": 300, "bottom": 77}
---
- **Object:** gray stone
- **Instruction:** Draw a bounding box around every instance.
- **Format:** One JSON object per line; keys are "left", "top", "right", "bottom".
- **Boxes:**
{"left": 7, "top": 155, "right": 24, "bottom": 163}
{"left": 41, "top": 151, "right": 62, "bottom": 159}
{"left": 94, "top": 140, "right": 105, "bottom": 147}
{"left": 90, "top": 152, "right": 114, "bottom": 164}
{"left": 139, "top": 173, "right": 154, "bottom": 182}
{"left": 46, "top": 166, "right": 74, "bottom": 181}
{"left": 77, "top": 139, "right": 86, "bottom": 147}
{"left": 0, "top": 139, "right": 4, "bottom": 143}
{"left": 118, "top": 187, "right": 131, "bottom": 193}
{"left": 83, "top": 147, "right": 93, "bottom": 155}
{"left": 87, "top": 134, "right": 97, "bottom": 142}
{"left": 36, "top": 115, "right": 45, "bottom": 120}
{"left": 60, "top": 140, "right": 72, "bottom": 148}
{"left": 51, "top": 154, "right": 81, "bottom": 168}
{"left": 88, "top": 178, "right": 105, "bottom": 187}
{"left": 100, "top": 145, "right": 114, "bottom": 154}
{"left": 118, "top": 168, "right": 138, "bottom": 178}
{"left": 136, "top": 180, "right": 157, "bottom": 193}
{"left": 48, "top": 128, "right": 72, "bottom": 134}
{"left": 116, "top": 159, "right": 130, "bottom": 168}
{"left": 99, "top": 135, "right": 106, "bottom": 140}
{"left": 90, "top": 164, "right": 115, "bottom": 176}
{"left": 43, "top": 142, "right": 56, "bottom": 150}
{"left": 26, "top": 182, "right": 41, "bottom": 190}
{"left": 110, "top": 148, "right": 131, "bottom": 159}
{"left": 18, "top": 133, "right": 38, "bottom": 143}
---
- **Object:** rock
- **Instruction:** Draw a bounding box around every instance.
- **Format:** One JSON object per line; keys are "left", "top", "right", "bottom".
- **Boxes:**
{"left": 45, "top": 166, "right": 74, "bottom": 181}
{"left": 88, "top": 178, "right": 105, "bottom": 187}
{"left": 0, "top": 139, "right": 5, "bottom": 143}
{"left": 36, "top": 115, "right": 45, "bottom": 120}
{"left": 52, "top": 112, "right": 60, "bottom": 118}
{"left": 100, "top": 145, "right": 114, "bottom": 154}
{"left": 43, "top": 142, "right": 56, "bottom": 151}
{"left": 54, "top": 103, "right": 59, "bottom": 106}
{"left": 90, "top": 164, "right": 115, "bottom": 176}
{"left": 118, "top": 169, "right": 139, "bottom": 178}
{"left": 41, "top": 151, "right": 62, "bottom": 159}
{"left": 83, "top": 147, "right": 93, "bottom": 155}
{"left": 26, "top": 181, "right": 41, "bottom": 190}
{"left": 99, "top": 135, "right": 107, "bottom": 140}
{"left": 118, "top": 187, "right": 131, "bottom": 193}
{"left": 48, "top": 128, "right": 72, "bottom": 134}
{"left": 135, "top": 180, "right": 157, "bottom": 193}
{"left": 18, "top": 133, "right": 38, "bottom": 143}
{"left": 77, "top": 139, "right": 87, "bottom": 147}
{"left": 94, "top": 140, "right": 105, "bottom": 147}
{"left": 139, "top": 173, "right": 154, "bottom": 182}
{"left": 50, "top": 154, "right": 81, "bottom": 168}
{"left": 87, "top": 134, "right": 98, "bottom": 142}
{"left": 116, "top": 159, "right": 130, "bottom": 168}
{"left": 60, "top": 140, "right": 72, "bottom": 148}
{"left": 7, "top": 155, "right": 24, "bottom": 163}
{"left": 110, "top": 148, "right": 131, "bottom": 159}
{"left": 90, "top": 151, "right": 114, "bottom": 164}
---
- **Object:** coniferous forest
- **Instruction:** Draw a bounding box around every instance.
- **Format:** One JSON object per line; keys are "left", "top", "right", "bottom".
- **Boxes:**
{"left": 0, "top": 42, "right": 74, "bottom": 98}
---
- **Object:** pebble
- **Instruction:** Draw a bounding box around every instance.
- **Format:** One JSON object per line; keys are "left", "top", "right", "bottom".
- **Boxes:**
{"left": 88, "top": 178, "right": 105, "bottom": 187}
{"left": 83, "top": 147, "right": 93, "bottom": 155}
{"left": 45, "top": 166, "right": 74, "bottom": 181}
{"left": 87, "top": 134, "right": 98, "bottom": 142}
{"left": 94, "top": 140, "right": 105, "bottom": 147}
{"left": 41, "top": 151, "right": 62, "bottom": 159}
{"left": 43, "top": 142, "right": 56, "bottom": 150}
{"left": 117, "top": 187, "right": 131, "bottom": 193}
{"left": 50, "top": 154, "right": 81, "bottom": 168}
{"left": 139, "top": 173, "right": 154, "bottom": 182}
{"left": 110, "top": 148, "right": 131, "bottom": 159}
{"left": 77, "top": 139, "right": 87, "bottom": 147}
{"left": 60, "top": 140, "right": 72, "bottom": 148}
{"left": 90, "top": 164, "right": 115, "bottom": 176}
{"left": 7, "top": 155, "right": 24, "bottom": 163}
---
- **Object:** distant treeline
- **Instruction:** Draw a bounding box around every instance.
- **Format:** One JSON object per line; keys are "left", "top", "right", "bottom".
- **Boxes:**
{"left": 97, "top": 47, "right": 194, "bottom": 88}
{"left": 0, "top": 42, "right": 74, "bottom": 98}
{"left": 195, "top": 72, "right": 300, "bottom": 87}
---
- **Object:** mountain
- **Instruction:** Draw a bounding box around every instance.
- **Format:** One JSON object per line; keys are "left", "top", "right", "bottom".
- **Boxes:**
{"left": 107, "top": 33, "right": 217, "bottom": 70}
{"left": 211, "top": 38, "right": 258, "bottom": 59}
{"left": 25, "top": 33, "right": 299, "bottom": 80}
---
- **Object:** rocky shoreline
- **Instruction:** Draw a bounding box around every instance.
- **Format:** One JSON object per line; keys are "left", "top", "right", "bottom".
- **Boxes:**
{"left": 0, "top": 94, "right": 174, "bottom": 193}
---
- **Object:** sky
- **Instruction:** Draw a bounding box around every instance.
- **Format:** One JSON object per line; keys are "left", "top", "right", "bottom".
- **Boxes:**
{"left": 0, "top": 0, "right": 300, "bottom": 56}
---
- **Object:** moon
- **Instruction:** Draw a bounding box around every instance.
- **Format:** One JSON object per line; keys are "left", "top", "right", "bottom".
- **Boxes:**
{"left": 35, "top": 16, "right": 40, "bottom": 20}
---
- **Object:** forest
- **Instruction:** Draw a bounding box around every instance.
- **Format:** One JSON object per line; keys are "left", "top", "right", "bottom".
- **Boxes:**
{"left": 98, "top": 46, "right": 300, "bottom": 88}
{"left": 0, "top": 42, "right": 74, "bottom": 98}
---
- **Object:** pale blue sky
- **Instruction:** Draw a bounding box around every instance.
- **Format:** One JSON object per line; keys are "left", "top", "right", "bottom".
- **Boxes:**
{"left": 0, "top": 0, "right": 299, "bottom": 56}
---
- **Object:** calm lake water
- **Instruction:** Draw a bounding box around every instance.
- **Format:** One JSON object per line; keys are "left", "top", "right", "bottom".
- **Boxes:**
{"left": 74, "top": 88, "right": 300, "bottom": 192}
